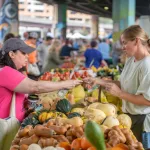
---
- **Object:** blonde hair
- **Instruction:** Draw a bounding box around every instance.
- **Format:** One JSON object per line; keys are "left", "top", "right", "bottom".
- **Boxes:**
{"left": 122, "top": 25, "right": 150, "bottom": 48}
{"left": 49, "top": 39, "right": 61, "bottom": 52}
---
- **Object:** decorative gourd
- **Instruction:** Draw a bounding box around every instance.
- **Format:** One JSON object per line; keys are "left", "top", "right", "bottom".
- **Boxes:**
{"left": 27, "top": 144, "right": 41, "bottom": 150}
{"left": 56, "top": 117, "right": 83, "bottom": 126}
{"left": 67, "top": 112, "right": 81, "bottom": 118}
{"left": 20, "top": 144, "right": 29, "bottom": 150}
{"left": 85, "top": 120, "right": 106, "bottom": 150}
{"left": 81, "top": 137, "right": 92, "bottom": 150}
{"left": 102, "top": 116, "right": 119, "bottom": 128}
{"left": 84, "top": 108, "right": 106, "bottom": 123}
{"left": 71, "top": 107, "right": 85, "bottom": 116}
{"left": 42, "top": 147, "right": 65, "bottom": 150}
{"left": 87, "top": 147, "right": 96, "bottom": 150}
{"left": 56, "top": 99, "right": 72, "bottom": 114}
{"left": 96, "top": 103, "right": 117, "bottom": 116}
{"left": 71, "top": 138, "right": 82, "bottom": 150}
{"left": 57, "top": 142, "right": 71, "bottom": 150}
{"left": 117, "top": 114, "right": 132, "bottom": 129}
{"left": 108, "top": 144, "right": 129, "bottom": 150}
{"left": 21, "top": 116, "right": 39, "bottom": 128}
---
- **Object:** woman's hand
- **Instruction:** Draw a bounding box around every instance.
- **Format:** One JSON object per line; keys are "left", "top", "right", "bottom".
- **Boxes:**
{"left": 63, "top": 79, "right": 83, "bottom": 89}
{"left": 83, "top": 77, "right": 97, "bottom": 86}
{"left": 104, "top": 83, "right": 122, "bottom": 97}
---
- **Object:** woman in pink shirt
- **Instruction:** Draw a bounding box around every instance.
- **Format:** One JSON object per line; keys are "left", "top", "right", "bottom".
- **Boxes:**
{"left": 0, "top": 38, "right": 82, "bottom": 122}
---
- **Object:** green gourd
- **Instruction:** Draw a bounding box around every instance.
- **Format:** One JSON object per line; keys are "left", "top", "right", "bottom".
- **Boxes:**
{"left": 56, "top": 99, "right": 72, "bottom": 114}
{"left": 67, "top": 112, "right": 81, "bottom": 118}
{"left": 85, "top": 120, "right": 106, "bottom": 150}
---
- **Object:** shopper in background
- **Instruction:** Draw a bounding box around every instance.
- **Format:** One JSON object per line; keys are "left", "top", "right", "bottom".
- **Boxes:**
{"left": 25, "top": 32, "right": 39, "bottom": 78}
{"left": 43, "top": 39, "right": 63, "bottom": 72}
{"left": 60, "top": 39, "right": 75, "bottom": 57}
{"left": 84, "top": 25, "right": 150, "bottom": 142}
{"left": 3, "top": 33, "right": 15, "bottom": 42}
{"left": 111, "top": 38, "right": 123, "bottom": 65}
{"left": 0, "top": 38, "right": 82, "bottom": 122}
{"left": 84, "top": 40, "right": 107, "bottom": 68}
{"left": 37, "top": 36, "right": 53, "bottom": 72}
{"left": 23, "top": 32, "right": 29, "bottom": 41}
{"left": 98, "top": 38, "right": 111, "bottom": 65}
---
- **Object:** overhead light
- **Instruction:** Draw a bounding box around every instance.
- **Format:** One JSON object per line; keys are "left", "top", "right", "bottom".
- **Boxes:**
{"left": 104, "top": 6, "right": 109, "bottom": 10}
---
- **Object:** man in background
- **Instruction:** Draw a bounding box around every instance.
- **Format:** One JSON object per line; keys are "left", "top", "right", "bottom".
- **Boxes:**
{"left": 37, "top": 36, "right": 53, "bottom": 72}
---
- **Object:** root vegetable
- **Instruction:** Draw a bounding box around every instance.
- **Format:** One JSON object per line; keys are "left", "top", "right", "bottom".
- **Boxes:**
{"left": 112, "top": 126, "right": 126, "bottom": 143}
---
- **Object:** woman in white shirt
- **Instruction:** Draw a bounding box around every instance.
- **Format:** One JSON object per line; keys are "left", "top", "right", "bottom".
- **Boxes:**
{"left": 84, "top": 25, "right": 150, "bottom": 143}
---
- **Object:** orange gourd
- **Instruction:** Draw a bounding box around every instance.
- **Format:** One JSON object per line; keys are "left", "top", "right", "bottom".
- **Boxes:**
{"left": 109, "top": 144, "right": 129, "bottom": 150}
{"left": 71, "top": 138, "right": 82, "bottom": 150}
{"left": 57, "top": 142, "right": 71, "bottom": 150}
{"left": 87, "top": 146, "right": 96, "bottom": 150}
{"left": 81, "top": 137, "right": 92, "bottom": 150}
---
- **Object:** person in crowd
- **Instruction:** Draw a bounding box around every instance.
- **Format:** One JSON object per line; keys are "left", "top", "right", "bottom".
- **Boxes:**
{"left": 111, "top": 38, "right": 123, "bottom": 65}
{"left": 73, "top": 39, "right": 80, "bottom": 50}
{"left": 25, "top": 32, "right": 39, "bottom": 78}
{"left": 4, "top": 33, "right": 15, "bottom": 42}
{"left": 3, "top": 33, "right": 27, "bottom": 75}
{"left": 23, "top": 32, "right": 29, "bottom": 41}
{"left": 60, "top": 39, "right": 75, "bottom": 58}
{"left": 0, "top": 38, "right": 82, "bottom": 122}
{"left": 37, "top": 36, "right": 53, "bottom": 72}
{"left": 98, "top": 38, "right": 111, "bottom": 65}
{"left": 43, "top": 39, "right": 64, "bottom": 72}
{"left": 84, "top": 40, "right": 107, "bottom": 68}
{"left": 84, "top": 25, "right": 150, "bottom": 142}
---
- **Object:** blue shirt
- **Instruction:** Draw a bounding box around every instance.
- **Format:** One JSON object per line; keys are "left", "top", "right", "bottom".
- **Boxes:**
{"left": 84, "top": 48, "right": 103, "bottom": 68}
{"left": 98, "top": 42, "right": 110, "bottom": 59}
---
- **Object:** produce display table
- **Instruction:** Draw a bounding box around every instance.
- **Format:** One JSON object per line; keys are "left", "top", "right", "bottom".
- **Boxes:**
{"left": 10, "top": 66, "right": 144, "bottom": 150}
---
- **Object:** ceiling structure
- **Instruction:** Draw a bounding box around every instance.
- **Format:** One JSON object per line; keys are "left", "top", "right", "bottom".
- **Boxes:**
{"left": 38, "top": 0, "right": 150, "bottom": 18}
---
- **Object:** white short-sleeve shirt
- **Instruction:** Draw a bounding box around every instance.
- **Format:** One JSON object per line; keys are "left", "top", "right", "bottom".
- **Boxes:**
{"left": 120, "top": 56, "right": 150, "bottom": 132}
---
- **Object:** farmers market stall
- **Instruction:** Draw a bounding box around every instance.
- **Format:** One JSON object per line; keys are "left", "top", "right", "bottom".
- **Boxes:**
{"left": 9, "top": 65, "right": 145, "bottom": 150}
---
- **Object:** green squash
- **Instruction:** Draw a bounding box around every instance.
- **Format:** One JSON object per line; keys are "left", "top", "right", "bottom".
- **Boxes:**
{"left": 67, "top": 112, "right": 81, "bottom": 118}
{"left": 56, "top": 99, "right": 72, "bottom": 114}
{"left": 85, "top": 120, "right": 106, "bottom": 150}
{"left": 21, "top": 116, "right": 39, "bottom": 128}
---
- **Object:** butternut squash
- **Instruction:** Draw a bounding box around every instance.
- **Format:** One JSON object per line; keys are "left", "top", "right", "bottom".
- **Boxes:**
{"left": 34, "top": 125, "right": 55, "bottom": 137}
{"left": 20, "top": 134, "right": 39, "bottom": 145}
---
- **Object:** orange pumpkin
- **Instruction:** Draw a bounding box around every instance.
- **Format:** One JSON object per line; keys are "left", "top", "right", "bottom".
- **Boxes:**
{"left": 87, "top": 146, "right": 96, "bottom": 150}
{"left": 81, "top": 137, "right": 92, "bottom": 150}
{"left": 57, "top": 142, "right": 71, "bottom": 150}
{"left": 71, "top": 138, "right": 82, "bottom": 150}
{"left": 109, "top": 144, "right": 129, "bottom": 150}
